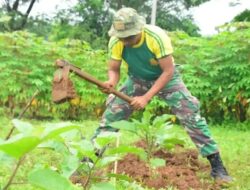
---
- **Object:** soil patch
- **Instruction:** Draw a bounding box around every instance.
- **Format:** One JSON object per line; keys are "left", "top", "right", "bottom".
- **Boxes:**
{"left": 113, "top": 141, "right": 221, "bottom": 190}
{"left": 71, "top": 141, "right": 222, "bottom": 190}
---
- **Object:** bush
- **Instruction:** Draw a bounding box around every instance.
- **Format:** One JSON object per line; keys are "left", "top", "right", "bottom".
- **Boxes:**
{"left": 0, "top": 31, "right": 108, "bottom": 119}
{"left": 1, "top": 25, "right": 250, "bottom": 122}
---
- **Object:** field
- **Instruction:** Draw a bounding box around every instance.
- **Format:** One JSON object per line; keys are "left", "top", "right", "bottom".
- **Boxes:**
{"left": 1, "top": 117, "right": 250, "bottom": 190}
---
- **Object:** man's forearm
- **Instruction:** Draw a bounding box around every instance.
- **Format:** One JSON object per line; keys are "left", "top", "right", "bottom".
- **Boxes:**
{"left": 108, "top": 70, "right": 120, "bottom": 87}
{"left": 144, "top": 70, "right": 174, "bottom": 101}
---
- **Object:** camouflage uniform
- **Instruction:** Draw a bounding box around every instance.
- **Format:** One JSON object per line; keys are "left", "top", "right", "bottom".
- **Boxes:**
{"left": 94, "top": 67, "right": 218, "bottom": 157}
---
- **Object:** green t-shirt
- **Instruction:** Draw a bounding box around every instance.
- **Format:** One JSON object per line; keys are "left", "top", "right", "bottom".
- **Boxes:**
{"left": 108, "top": 24, "right": 174, "bottom": 80}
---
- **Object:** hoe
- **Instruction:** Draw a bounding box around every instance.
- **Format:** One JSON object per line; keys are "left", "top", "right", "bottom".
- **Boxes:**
{"left": 52, "top": 59, "right": 131, "bottom": 174}
{"left": 52, "top": 59, "right": 133, "bottom": 104}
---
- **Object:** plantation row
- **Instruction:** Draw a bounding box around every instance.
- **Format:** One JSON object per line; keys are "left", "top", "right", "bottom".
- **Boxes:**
{"left": 0, "top": 23, "right": 250, "bottom": 122}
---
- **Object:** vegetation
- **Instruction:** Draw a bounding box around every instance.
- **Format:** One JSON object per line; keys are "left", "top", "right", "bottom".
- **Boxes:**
{"left": 0, "top": 0, "right": 211, "bottom": 48}
{"left": 1, "top": 117, "right": 250, "bottom": 190}
{"left": 0, "top": 31, "right": 108, "bottom": 119}
{"left": 0, "top": 0, "right": 36, "bottom": 31}
{"left": 0, "top": 23, "right": 249, "bottom": 122}
{"left": 233, "top": 9, "right": 250, "bottom": 22}
{"left": 171, "top": 24, "right": 250, "bottom": 123}
{"left": 111, "top": 111, "right": 184, "bottom": 162}
{"left": 0, "top": 118, "right": 148, "bottom": 190}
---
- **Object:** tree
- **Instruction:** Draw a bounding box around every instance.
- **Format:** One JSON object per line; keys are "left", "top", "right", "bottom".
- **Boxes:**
{"left": 0, "top": 0, "right": 37, "bottom": 31}
{"left": 49, "top": 0, "right": 111, "bottom": 49}
{"left": 108, "top": 0, "right": 210, "bottom": 36}
{"left": 233, "top": 9, "right": 250, "bottom": 22}
{"left": 50, "top": 0, "right": 210, "bottom": 47}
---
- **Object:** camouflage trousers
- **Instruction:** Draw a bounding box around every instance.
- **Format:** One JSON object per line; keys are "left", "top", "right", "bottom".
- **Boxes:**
{"left": 94, "top": 69, "right": 219, "bottom": 157}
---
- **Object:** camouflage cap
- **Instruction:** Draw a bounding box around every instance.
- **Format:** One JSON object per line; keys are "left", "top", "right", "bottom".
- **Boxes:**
{"left": 108, "top": 7, "right": 146, "bottom": 38}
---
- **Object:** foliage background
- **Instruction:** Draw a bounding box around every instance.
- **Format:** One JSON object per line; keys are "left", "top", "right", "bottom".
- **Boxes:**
{"left": 0, "top": 23, "right": 249, "bottom": 123}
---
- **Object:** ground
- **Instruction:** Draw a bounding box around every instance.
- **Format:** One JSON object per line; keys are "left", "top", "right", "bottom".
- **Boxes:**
{"left": 72, "top": 140, "right": 222, "bottom": 190}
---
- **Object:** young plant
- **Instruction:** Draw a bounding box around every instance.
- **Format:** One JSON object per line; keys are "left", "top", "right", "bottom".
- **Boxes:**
{"left": 0, "top": 118, "right": 146, "bottom": 190}
{"left": 69, "top": 131, "right": 146, "bottom": 190}
{"left": 0, "top": 119, "right": 81, "bottom": 190}
{"left": 110, "top": 110, "right": 185, "bottom": 167}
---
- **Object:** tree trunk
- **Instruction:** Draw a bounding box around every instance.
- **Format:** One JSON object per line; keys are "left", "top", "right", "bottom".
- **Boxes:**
{"left": 18, "top": 0, "right": 36, "bottom": 29}
{"left": 5, "top": 0, "right": 37, "bottom": 31}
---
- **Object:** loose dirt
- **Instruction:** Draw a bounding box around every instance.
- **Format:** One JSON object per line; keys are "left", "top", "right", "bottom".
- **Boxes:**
{"left": 113, "top": 141, "right": 222, "bottom": 190}
{"left": 72, "top": 141, "right": 222, "bottom": 190}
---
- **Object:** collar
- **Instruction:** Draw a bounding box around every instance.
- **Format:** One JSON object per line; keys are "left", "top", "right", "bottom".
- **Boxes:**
{"left": 132, "top": 30, "right": 145, "bottom": 48}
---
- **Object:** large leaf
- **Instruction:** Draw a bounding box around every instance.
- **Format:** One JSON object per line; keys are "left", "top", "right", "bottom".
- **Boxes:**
{"left": 72, "top": 140, "right": 97, "bottom": 161}
{"left": 0, "top": 136, "right": 41, "bottom": 158}
{"left": 152, "top": 114, "right": 173, "bottom": 128}
{"left": 12, "top": 119, "right": 34, "bottom": 135}
{"left": 97, "top": 156, "right": 120, "bottom": 167}
{"left": 110, "top": 120, "right": 137, "bottom": 133}
{"left": 28, "top": 169, "right": 76, "bottom": 190}
{"left": 95, "top": 132, "right": 119, "bottom": 147}
{"left": 142, "top": 111, "right": 153, "bottom": 124}
{"left": 106, "top": 145, "right": 146, "bottom": 159}
{"left": 38, "top": 141, "right": 69, "bottom": 154}
{"left": 162, "top": 138, "right": 185, "bottom": 150}
{"left": 61, "top": 155, "right": 79, "bottom": 178}
{"left": 41, "top": 124, "right": 80, "bottom": 141}
{"left": 0, "top": 151, "right": 15, "bottom": 166}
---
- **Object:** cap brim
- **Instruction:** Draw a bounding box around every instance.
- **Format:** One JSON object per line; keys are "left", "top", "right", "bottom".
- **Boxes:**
{"left": 108, "top": 16, "right": 146, "bottom": 38}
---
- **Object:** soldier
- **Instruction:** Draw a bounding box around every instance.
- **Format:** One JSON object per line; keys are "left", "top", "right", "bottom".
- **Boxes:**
{"left": 94, "top": 7, "right": 232, "bottom": 183}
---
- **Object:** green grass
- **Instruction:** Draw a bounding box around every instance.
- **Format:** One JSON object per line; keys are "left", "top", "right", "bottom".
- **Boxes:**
{"left": 0, "top": 117, "right": 250, "bottom": 190}
{"left": 210, "top": 127, "right": 250, "bottom": 190}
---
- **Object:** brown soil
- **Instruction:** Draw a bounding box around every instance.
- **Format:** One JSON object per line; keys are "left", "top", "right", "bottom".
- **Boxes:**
{"left": 71, "top": 141, "right": 222, "bottom": 190}
{"left": 113, "top": 141, "right": 221, "bottom": 190}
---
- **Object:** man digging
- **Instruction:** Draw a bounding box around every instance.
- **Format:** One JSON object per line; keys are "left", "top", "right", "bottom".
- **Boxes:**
{"left": 88, "top": 7, "right": 233, "bottom": 184}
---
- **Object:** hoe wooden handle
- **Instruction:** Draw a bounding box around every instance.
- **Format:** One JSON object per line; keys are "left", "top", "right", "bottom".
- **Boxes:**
{"left": 55, "top": 59, "right": 133, "bottom": 103}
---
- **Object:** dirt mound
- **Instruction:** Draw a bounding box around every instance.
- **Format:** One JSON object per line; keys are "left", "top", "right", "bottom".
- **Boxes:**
{"left": 71, "top": 141, "right": 222, "bottom": 190}
{"left": 114, "top": 141, "right": 220, "bottom": 190}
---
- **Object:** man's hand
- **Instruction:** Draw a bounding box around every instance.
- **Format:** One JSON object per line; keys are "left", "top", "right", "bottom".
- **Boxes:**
{"left": 100, "top": 59, "right": 121, "bottom": 94}
{"left": 99, "top": 81, "right": 115, "bottom": 94}
{"left": 131, "top": 95, "right": 150, "bottom": 110}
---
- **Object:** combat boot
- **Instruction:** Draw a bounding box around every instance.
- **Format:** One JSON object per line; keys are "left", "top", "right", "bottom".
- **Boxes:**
{"left": 207, "top": 153, "right": 233, "bottom": 183}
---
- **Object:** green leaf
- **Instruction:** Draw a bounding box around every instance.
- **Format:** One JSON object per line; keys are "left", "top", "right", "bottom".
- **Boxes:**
{"left": 90, "top": 182, "right": 116, "bottom": 190}
{"left": 142, "top": 111, "right": 153, "bottom": 124}
{"left": 60, "top": 130, "right": 79, "bottom": 141}
{"left": 77, "top": 139, "right": 96, "bottom": 159}
{"left": 150, "top": 158, "right": 165, "bottom": 168}
{"left": 0, "top": 136, "right": 41, "bottom": 158}
{"left": 0, "top": 151, "right": 15, "bottom": 165}
{"left": 95, "top": 132, "right": 118, "bottom": 147}
{"left": 106, "top": 146, "right": 146, "bottom": 159}
{"left": 98, "top": 156, "right": 120, "bottom": 167}
{"left": 42, "top": 124, "right": 80, "bottom": 141}
{"left": 38, "top": 141, "right": 68, "bottom": 154}
{"left": 110, "top": 120, "right": 137, "bottom": 133}
{"left": 61, "top": 155, "right": 79, "bottom": 178}
{"left": 153, "top": 114, "right": 172, "bottom": 128}
{"left": 28, "top": 169, "right": 76, "bottom": 190}
{"left": 162, "top": 138, "right": 185, "bottom": 150}
{"left": 12, "top": 119, "right": 34, "bottom": 135}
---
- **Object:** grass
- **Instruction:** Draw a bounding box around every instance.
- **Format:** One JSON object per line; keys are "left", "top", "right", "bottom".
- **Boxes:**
{"left": 0, "top": 117, "right": 250, "bottom": 190}
{"left": 210, "top": 127, "right": 250, "bottom": 190}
